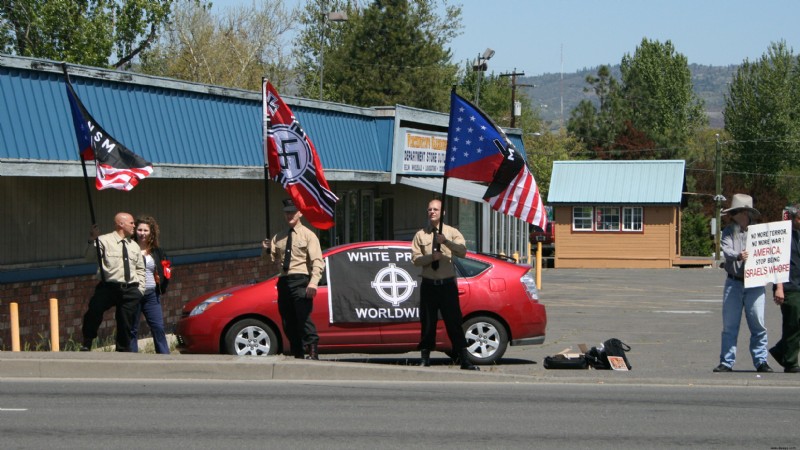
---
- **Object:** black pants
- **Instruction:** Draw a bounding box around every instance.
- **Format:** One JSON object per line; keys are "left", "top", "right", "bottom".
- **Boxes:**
{"left": 418, "top": 278, "right": 467, "bottom": 352}
{"left": 82, "top": 282, "right": 142, "bottom": 352}
{"left": 277, "top": 275, "right": 319, "bottom": 356}
{"left": 770, "top": 290, "right": 800, "bottom": 368}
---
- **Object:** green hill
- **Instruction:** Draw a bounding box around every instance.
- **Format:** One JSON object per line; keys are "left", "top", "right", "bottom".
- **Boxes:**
{"left": 518, "top": 64, "right": 738, "bottom": 131}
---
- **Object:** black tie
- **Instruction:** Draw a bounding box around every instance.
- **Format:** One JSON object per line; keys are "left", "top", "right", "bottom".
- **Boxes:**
{"left": 432, "top": 240, "right": 440, "bottom": 271}
{"left": 122, "top": 240, "right": 131, "bottom": 282}
{"left": 282, "top": 229, "right": 293, "bottom": 272}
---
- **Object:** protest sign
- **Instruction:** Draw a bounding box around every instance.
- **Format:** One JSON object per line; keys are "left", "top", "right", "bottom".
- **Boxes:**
{"left": 744, "top": 220, "right": 791, "bottom": 288}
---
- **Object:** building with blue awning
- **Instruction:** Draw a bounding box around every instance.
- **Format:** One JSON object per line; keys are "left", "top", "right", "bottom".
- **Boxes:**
{"left": 0, "top": 54, "right": 535, "bottom": 344}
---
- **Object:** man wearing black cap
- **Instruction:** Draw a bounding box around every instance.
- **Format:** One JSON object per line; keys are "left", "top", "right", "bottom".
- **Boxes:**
{"left": 262, "top": 199, "right": 324, "bottom": 359}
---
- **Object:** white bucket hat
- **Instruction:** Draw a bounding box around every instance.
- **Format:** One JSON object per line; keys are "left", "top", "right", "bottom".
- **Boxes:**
{"left": 722, "top": 193, "right": 760, "bottom": 217}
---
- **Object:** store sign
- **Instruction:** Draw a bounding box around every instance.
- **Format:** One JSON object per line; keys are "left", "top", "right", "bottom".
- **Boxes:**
{"left": 401, "top": 130, "right": 447, "bottom": 174}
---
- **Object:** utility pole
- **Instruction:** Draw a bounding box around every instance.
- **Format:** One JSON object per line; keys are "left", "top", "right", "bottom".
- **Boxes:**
{"left": 499, "top": 69, "right": 525, "bottom": 128}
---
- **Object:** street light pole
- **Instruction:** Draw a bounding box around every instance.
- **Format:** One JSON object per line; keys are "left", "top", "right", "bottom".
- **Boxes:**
{"left": 319, "top": 10, "right": 348, "bottom": 100}
{"left": 472, "top": 48, "right": 494, "bottom": 106}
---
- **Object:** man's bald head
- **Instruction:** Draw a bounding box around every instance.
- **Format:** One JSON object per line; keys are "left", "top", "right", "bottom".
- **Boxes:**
{"left": 114, "top": 212, "right": 136, "bottom": 238}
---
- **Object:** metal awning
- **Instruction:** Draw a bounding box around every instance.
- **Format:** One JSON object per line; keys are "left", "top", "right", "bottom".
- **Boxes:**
{"left": 397, "top": 176, "right": 487, "bottom": 203}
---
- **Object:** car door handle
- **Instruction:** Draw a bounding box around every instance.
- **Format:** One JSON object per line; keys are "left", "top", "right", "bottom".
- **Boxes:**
{"left": 458, "top": 288, "right": 466, "bottom": 295}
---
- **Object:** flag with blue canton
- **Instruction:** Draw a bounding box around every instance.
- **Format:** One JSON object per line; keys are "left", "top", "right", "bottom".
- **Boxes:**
{"left": 444, "top": 91, "right": 547, "bottom": 229}
{"left": 65, "top": 80, "right": 153, "bottom": 191}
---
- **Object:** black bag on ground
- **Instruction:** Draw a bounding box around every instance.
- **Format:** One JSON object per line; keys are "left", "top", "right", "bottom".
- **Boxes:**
{"left": 585, "top": 338, "right": 632, "bottom": 370}
{"left": 603, "top": 338, "right": 632, "bottom": 370}
{"left": 543, "top": 354, "right": 588, "bottom": 370}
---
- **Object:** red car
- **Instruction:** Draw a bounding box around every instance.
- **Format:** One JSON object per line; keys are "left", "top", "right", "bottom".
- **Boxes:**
{"left": 176, "top": 241, "right": 546, "bottom": 365}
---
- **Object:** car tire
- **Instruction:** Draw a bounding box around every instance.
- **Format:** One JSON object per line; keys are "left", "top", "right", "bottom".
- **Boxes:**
{"left": 462, "top": 316, "right": 508, "bottom": 365}
{"left": 223, "top": 318, "right": 279, "bottom": 356}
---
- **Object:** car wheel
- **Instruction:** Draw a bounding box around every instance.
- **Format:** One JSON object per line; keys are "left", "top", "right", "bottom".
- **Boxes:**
{"left": 463, "top": 316, "right": 508, "bottom": 365}
{"left": 223, "top": 318, "right": 279, "bottom": 356}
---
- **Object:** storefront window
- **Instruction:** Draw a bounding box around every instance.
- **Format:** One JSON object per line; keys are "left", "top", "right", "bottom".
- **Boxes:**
{"left": 572, "top": 206, "right": 593, "bottom": 231}
{"left": 596, "top": 207, "right": 620, "bottom": 231}
{"left": 623, "top": 207, "right": 643, "bottom": 231}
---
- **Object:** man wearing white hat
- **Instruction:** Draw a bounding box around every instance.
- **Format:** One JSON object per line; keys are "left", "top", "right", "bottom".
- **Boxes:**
{"left": 714, "top": 193, "right": 773, "bottom": 373}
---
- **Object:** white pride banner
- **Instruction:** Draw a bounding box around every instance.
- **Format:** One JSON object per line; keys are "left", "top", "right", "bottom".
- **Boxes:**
{"left": 744, "top": 220, "right": 791, "bottom": 288}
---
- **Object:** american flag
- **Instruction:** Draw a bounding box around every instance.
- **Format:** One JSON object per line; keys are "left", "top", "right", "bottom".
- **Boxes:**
{"left": 65, "top": 81, "right": 153, "bottom": 191}
{"left": 445, "top": 91, "right": 547, "bottom": 230}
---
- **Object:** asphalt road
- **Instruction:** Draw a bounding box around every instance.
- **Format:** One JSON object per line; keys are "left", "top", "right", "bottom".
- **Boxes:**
{"left": 1, "top": 378, "right": 798, "bottom": 449}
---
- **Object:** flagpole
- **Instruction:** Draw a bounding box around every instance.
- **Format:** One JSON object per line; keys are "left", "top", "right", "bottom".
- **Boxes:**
{"left": 438, "top": 177, "right": 448, "bottom": 234}
{"left": 79, "top": 156, "right": 97, "bottom": 226}
{"left": 435, "top": 86, "right": 458, "bottom": 262}
{"left": 262, "top": 78, "right": 272, "bottom": 239}
{"left": 64, "top": 63, "right": 104, "bottom": 280}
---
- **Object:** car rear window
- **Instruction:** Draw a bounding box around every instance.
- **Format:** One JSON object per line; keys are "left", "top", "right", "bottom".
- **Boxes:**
{"left": 454, "top": 257, "right": 490, "bottom": 278}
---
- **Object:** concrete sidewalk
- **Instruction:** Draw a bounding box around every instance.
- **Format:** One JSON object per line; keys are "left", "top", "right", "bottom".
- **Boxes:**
{"left": 1, "top": 350, "right": 798, "bottom": 386}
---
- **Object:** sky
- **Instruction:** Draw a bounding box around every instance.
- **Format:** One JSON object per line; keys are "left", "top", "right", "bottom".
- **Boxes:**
{"left": 218, "top": 0, "right": 800, "bottom": 76}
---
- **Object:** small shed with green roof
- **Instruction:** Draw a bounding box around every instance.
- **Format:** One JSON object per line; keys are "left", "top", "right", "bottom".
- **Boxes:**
{"left": 547, "top": 160, "right": 708, "bottom": 268}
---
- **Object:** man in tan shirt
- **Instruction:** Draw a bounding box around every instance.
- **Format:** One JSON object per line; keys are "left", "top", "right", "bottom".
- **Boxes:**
{"left": 81, "top": 212, "right": 145, "bottom": 352}
{"left": 262, "top": 199, "right": 325, "bottom": 359}
{"left": 411, "top": 199, "right": 478, "bottom": 370}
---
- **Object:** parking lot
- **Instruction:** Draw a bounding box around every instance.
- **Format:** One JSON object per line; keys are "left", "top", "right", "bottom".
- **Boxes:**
{"left": 492, "top": 267, "right": 792, "bottom": 380}
{"left": 333, "top": 266, "right": 795, "bottom": 384}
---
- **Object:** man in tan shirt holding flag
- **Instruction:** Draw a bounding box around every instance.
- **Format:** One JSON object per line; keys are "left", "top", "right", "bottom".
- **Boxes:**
{"left": 81, "top": 212, "right": 145, "bottom": 352}
{"left": 262, "top": 199, "right": 325, "bottom": 360}
{"left": 411, "top": 198, "right": 479, "bottom": 371}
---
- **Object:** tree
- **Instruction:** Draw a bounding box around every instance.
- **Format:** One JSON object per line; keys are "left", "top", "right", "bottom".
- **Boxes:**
{"left": 723, "top": 40, "right": 800, "bottom": 190}
{"left": 567, "top": 41, "right": 706, "bottom": 160}
{"left": 292, "top": 0, "right": 351, "bottom": 100}
{"left": 0, "top": 0, "right": 173, "bottom": 69}
{"left": 680, "top": 202, "right": 713, "bottom": 256}
{"left": 566, "top": 65, "right": 635, "bottom": 159}
{"left": 620, "top": 38, "right": 707, "bottom": 157}
{"left": 294, "top": 0, "right": 462, "bottom": 111}
{"left": 137, "top": 0, "right": 295, "bottom": 91}
{"left": 524, "top": 129, "right": 585, "bottom": 202}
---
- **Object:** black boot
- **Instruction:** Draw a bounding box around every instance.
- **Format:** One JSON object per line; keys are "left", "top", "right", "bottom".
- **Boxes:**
{"left": 306, "top": 343, "right": 319, "bottom": 360}
{"left": 460, "top": 349, "right": 479, "bottom": 371}
{"left": 419, "top": 349, "right": 431, "bottom": 367}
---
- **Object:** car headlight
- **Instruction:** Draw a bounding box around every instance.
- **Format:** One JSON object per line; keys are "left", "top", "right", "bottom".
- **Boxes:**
{"left": 189, "top": 293, "right": 232, "bottom": 316}
{"left": 520, "top": 273, "right": 539, "bottom": 301}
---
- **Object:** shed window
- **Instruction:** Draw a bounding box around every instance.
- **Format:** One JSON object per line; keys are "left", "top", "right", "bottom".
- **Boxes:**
{"left": 623, "top": 207, "right": 643, "bottom": 231}
{"left": 596, "top": 207, "right": 620, "bottom": 231}
{"left": 572, "top": 206, "right": 593, "bottom": 231}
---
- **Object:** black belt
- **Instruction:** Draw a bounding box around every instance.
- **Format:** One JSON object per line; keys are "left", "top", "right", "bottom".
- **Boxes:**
{"left": 103, "top": 281, "right": 139, "bottom": 288}
{"left": 281, "top": 273, "right": 310, "bottom": 280}
{"left": 727, "top": 274, "right": 744, "bottom": 282}
{"left": 422, "top": 277, "right": 455, "bottom": 286}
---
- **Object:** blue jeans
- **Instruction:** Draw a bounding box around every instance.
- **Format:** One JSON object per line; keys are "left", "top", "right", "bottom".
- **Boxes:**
{"left": 130, "top": 289, "right": 170, "bottom": 354}
{"left": 719, "top": 278, "right": 768, "bottom": 369}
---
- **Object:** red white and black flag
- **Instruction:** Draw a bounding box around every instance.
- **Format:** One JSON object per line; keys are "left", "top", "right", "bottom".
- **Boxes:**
{"left": 444, "top": 91, "right": 547, "bottom": 230}
{"left": 65, "top": 81, "right": 153, "bottom": 191}
{"left": 263, "top": 80, "right": 338, "bottom": 229}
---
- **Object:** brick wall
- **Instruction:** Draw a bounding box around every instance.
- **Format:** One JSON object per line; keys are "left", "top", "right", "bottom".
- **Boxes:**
{"left": 0, "top": 257, "right": 270, "bottom": 350}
